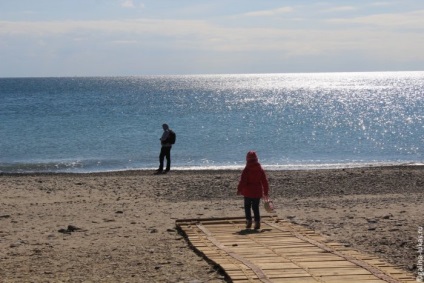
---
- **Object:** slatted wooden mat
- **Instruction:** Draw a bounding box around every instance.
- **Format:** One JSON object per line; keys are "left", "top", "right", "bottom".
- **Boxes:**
{"left": 176, "top": 216, "right": 416, "bottom": 283}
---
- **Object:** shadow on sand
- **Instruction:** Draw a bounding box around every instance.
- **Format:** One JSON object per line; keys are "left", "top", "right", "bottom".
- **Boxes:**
{"left": 234, "top": 228, "right": 272, "bottom": 235}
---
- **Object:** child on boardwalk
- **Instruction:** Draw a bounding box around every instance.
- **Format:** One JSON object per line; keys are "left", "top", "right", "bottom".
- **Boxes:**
{"left": 237, "top": 151, "right": 269, "bottom": 230}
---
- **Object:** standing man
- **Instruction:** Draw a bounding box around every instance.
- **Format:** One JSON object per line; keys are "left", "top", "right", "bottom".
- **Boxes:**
{"left": 157, "top": 123, "right": 174, "bottom": 174}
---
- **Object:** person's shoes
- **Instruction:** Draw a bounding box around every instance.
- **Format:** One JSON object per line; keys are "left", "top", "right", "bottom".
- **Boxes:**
{"left": 254, "top": 221, "right": 261, "bottom": 230}
{"left": 154, "top": 169, "right": 163, "bottom": 175}
{"left": 246, "top": 220, "right": 252, "bottom": 229}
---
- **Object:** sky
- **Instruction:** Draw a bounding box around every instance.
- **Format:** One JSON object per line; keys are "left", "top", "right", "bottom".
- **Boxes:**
{"left": 0, "top": 0, "right": 423, "bottom": 77}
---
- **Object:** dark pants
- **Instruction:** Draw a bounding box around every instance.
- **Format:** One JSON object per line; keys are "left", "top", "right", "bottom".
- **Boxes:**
{"left": 244, "top": 197, "right": 260, "bottom": 222}
{"left": 158, "top": 146, "right": 171, "bottom": 171}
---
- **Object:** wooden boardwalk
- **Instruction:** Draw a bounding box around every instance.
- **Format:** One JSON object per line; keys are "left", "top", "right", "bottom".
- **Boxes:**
{"left": 176, "top": 216, "right": 416, "bottom": 283}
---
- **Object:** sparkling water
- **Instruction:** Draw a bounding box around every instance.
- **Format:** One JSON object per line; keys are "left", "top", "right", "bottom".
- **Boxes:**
{"left": 1, "top": 72, "right": 423, "bottom": 173}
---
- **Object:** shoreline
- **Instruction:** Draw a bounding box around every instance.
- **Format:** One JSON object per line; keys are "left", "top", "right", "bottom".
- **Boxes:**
{"left": 1, "top": 166, "right": 423, "bottom": 281}
{"left": 1, "top": 163, "right": 423, "bottom": 176}
{"left": 1, "top": 162, "right": 423, "bottom": 175}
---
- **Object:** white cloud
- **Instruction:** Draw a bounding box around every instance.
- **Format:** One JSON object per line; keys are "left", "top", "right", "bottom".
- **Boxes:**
{"left": 121, "top": 0, "right": 135, "bottom": 8}
{"left": 1, "top": 5, "right": 423, "bottom": 77}
{"left": 120, "top": 0, "right": 145, "bottom": 9}
{"left": 327, "top": 10, "right": 424, "bottom": 27}
{"left": 321, "top": 6, "right": 356, "bottom": 13}
{"left": 244, "top": 6, "right": 293, "bottom": 17}
{"left": 111, "top": 40, "right": 139, "bottom": 45}
{"left": 1, "top": 15, "right": 423, "bottom": 58}
{"left": 369, "top": 2, "right": 392, "bottom": 7}
{"left": 0, "top": 19, "right": 156, "bottom": 36}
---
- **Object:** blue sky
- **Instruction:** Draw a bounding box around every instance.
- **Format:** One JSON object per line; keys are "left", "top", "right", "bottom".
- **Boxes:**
{"left": 1, "top": 0, "right": 423, "bottom": 77}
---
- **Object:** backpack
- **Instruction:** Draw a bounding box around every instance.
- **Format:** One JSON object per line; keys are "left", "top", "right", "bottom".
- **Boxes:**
{"left": 167, "top": 130, "right": 176, "bottom": 144}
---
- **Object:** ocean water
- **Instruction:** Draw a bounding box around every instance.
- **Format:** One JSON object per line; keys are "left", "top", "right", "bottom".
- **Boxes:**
{"left": 1, "top": 72, "right": 423, "bottom": 173}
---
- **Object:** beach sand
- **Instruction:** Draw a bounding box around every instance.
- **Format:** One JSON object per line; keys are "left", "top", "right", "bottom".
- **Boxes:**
{"left": 0, "top": 166, "right": 423, "bottom": 282}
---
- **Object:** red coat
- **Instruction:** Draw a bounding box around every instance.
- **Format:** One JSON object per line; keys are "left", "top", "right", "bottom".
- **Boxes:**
{"left": 237, "top": 161, "right": 269, "bottom": 198}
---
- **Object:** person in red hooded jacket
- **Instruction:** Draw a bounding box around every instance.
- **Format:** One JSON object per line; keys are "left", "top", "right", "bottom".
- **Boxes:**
{"left": 237, "top": 151, "right": 269, "bottom": 230}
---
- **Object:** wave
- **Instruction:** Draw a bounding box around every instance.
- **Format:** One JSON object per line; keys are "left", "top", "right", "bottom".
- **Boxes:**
{"left": 0, "top": 159, "right": 131, "bottom": 173}
{"left": 1, "top": 160, "right": 421, "bottom": 174}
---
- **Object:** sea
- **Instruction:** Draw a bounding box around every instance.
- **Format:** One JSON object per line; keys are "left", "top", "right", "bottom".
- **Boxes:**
{"left": 1, "top": 72, "right": 423, "bottom": 173}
